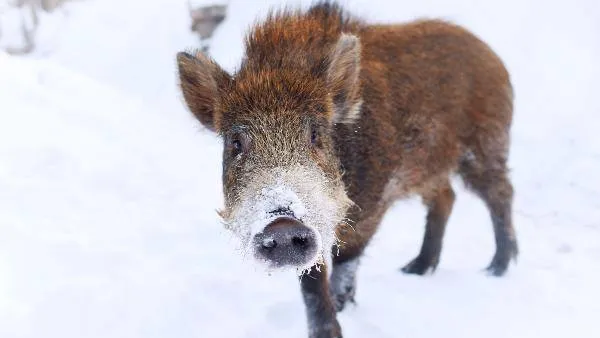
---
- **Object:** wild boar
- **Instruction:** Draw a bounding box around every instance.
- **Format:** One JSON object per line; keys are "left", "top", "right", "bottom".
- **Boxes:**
{"left": 176, "top": 1, "right": 518, "bottom": 337}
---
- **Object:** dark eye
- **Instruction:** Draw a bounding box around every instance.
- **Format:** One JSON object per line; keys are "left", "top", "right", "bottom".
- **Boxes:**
{"left": 232, "top": 139, "right": 241, "bottom": 151}
{"left": 231, "top": 138, "right": 243, "bottom": 156}
{"left": 310, "top": 127, "right": 319, "bottom": 145}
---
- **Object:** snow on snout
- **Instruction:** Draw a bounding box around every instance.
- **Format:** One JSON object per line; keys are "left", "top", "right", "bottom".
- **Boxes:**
{"left": 223, "top": 164, "right": 351, "bottom": 272}
{"left": 260, "top": 185, "right": 308, "bottom": 217}
{"left": 249, "top": 185, "right": 307, "bottom": 236}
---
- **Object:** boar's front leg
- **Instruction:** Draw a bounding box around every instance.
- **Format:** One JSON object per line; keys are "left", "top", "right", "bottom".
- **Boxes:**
{"left": 329, "top": 257, "right": 359, "bottom": 312}
{"left": 328, "top": 213, "right": 383, "bottom": 312}
{"left": 300, "top": 264, "right": 342, "bottom": 338}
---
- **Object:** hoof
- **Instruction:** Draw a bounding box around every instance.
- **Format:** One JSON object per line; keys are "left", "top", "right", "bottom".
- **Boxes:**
{"left": 401, "top": 255, "right": 438, "bottom": 275}
{"left": 485, "top": 238, "right": 518, "bottom": 277}
{"left": 331, "top": 285, "right": 355, "bottom": 312}
{"left": 308, "top": 320, "right": 342, "bottom": 338}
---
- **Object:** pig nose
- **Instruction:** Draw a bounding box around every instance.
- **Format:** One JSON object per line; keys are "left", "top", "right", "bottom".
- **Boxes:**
{"left": 253, "top": 217, "right": 318, "bottom": 268}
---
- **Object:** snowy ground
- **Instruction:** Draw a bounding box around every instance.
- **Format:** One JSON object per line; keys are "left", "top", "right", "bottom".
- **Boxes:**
{"left": 1, "top": 0, "right": 599, "bottom": 337}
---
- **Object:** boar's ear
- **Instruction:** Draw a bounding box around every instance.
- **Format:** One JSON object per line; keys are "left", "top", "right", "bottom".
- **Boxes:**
{"left": 177, "top": 51, "right": 231, "bottom": 132}
{"left": 326, "top": 33, "right": 362, "bottom": 124}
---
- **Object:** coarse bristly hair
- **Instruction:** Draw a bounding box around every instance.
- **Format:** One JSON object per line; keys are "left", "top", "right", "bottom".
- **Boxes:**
{"left": 178, "top": 0, "right": 517, "bottom": 282}
{"left": 179, "top": 1, "right": 519, "bottom": 335}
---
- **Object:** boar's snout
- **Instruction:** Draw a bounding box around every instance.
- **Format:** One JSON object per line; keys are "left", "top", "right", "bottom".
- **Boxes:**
{"left": 253, "top": 217, "right": 318, "bottom": 268}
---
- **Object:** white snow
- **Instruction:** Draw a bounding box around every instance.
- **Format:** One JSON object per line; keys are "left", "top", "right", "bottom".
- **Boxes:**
{"left": 1, "top": 0, "right": 599, "bottom": 337}
{"left": 260, "top": 185, "right": 308, "bottom": 220}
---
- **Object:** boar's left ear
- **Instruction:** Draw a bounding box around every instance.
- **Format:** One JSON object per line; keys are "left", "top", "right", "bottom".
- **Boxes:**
{"left": 326, "top": 33, "right": 363, "bottom": 124}
{"left": 177, "top": 51, "right": 231, "bottom": 132}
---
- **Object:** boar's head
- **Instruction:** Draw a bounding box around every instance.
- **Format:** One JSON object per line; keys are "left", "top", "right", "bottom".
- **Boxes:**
{"left": 176, "top": 33, "right": 361, "bottom": 273}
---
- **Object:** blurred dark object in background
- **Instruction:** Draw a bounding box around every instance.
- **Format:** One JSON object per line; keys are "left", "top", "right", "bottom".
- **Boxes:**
{"left": 1, "top": 0, "right": 74, "bottom": 55}
{"left": 188, "top": 2, "right": 227, "bottom": 53}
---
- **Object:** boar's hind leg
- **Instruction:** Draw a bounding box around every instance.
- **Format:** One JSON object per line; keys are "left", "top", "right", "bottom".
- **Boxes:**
{"left": 300, "top": 264, "right": 342, "bottom": 338}
{"left": 459, "top": 154, "right": 518, "bottom": 276}
{"left": 402, "top": 179, "right": 455, "bottom": 275}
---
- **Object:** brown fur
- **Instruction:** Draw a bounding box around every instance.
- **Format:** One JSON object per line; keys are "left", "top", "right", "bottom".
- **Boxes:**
{"left": 177, "top": 2, "right": 518, "bottom": 337}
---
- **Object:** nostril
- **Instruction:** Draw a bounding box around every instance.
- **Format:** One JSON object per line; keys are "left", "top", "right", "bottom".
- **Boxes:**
{"left": 291, "top": 235, "right": 308, "bottom": 248}
{"left": 262, "top": 238, "right": 277, "bottom": 250}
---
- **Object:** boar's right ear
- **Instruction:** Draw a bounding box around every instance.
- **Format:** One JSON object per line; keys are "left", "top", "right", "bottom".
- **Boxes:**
{"left": 176, "top": 51, "right": 231, "bottom": 132}
{"left": 326, "top": 33, "right": 363, "bottom": 124}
